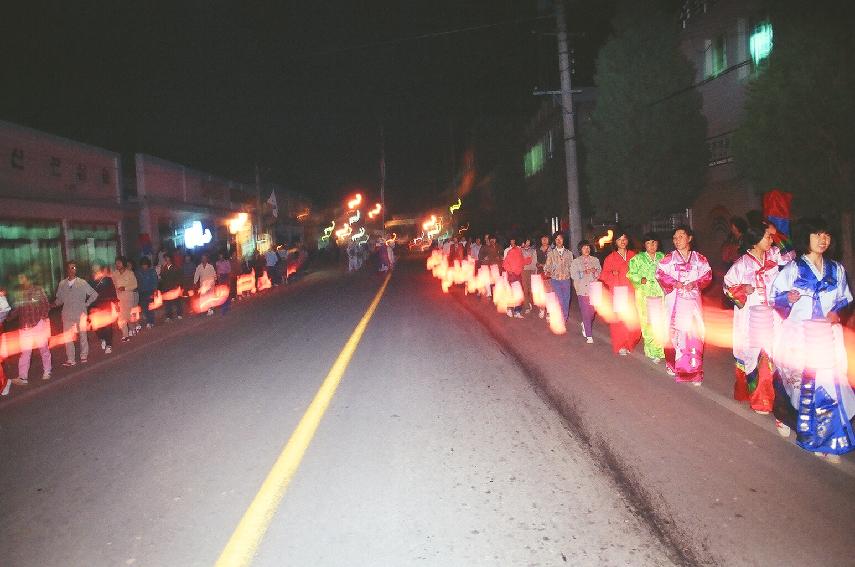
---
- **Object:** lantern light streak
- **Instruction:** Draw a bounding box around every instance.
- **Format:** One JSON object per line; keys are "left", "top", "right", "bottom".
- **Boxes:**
{"left": 335, "top": 223, "right": 352, "bottom": 239}
{"left": 368, "top": 203, "right": 382, "bottom": 219}
{"left": 449, "top": 198, "right": 461, "bottom": 214}
{"left": 228, "top": 213, "right": 249, "bottom": 235}
{"left": 598, "top": 229, "right": 614, "bottom": 249}
{"left": 348, "top": 210, "right": 361, "bottom": 225}
{"left": 296, "top": 210, "right": 310, "bottom": 220}
{"left": 347, "top": 193, "right": 363, "bottom": 210}
{"left": 351, "top": 227, "right": 366, "bottom": 241}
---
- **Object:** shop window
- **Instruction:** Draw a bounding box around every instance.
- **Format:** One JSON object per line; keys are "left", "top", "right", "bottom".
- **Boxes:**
{"left": 67, "top": 223, "right": 119, "bottom": 277}
{"left": 0, "top": 220, "right": 64, "bottom": 297}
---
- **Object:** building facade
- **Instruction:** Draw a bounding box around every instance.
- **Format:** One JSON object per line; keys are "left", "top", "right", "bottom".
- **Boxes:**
{"left": 0, "top": 120, "right": 125, "bottom": 296}
{"left": 679, "top": 0, "right": 774, "bottom": 266}
{"left": 522, "top": 88, "right": 597, "bottom": 236}
{"left": 131, "top": 154, "right": 258, "bottom": 261}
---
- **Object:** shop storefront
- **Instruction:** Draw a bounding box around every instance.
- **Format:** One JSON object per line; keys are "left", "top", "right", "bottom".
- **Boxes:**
{"left": 0, "top": 220, "right": 64, "bottom": 296}
{"left": 0, "top": 120, "right": 126, "bottom": 297}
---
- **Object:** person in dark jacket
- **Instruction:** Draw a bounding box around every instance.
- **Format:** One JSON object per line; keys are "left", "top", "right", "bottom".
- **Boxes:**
{"left": 159, "top": 253, "right": 183, "bottom": 321}
{"left": 136, "top": 257, "right": 159, "bottom": 329}
{"left": 89, "top": 263, "right": 118, "bottom": 355}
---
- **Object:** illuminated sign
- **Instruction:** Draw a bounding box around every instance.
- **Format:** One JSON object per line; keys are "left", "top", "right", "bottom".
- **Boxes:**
{"left": 184, "top": 221, "right": 213, "bottom": 248}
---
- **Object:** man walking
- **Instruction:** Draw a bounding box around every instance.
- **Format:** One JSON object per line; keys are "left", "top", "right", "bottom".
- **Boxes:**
{"left": 54, "top": 261, "right": 98, "bottom": 366}
{"left": 544, "top": 234, "right": 574, "bottom": 322}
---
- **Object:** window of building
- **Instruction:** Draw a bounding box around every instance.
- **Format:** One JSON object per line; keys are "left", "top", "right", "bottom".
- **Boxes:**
{"left": 67, "top": 223, "right": 119, "bottom": 276}
{"left": 707, "top": 132, "right": 733, "bottom": 166}
{"left": 524, "top": 143, "right": 545, "bottom": 178}
{"left": 704, "top": 35, "right": 727, "bottom": 79}
{"left": 0, "top": 220, "right": 64, "bottom": 297}
{"left": 749, "top": 20, "right": 773, "bottom": 66}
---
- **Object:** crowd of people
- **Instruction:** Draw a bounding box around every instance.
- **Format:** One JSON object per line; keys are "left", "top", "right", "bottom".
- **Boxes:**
{"left": 0, "top": 243, "right": 309, "bottom": 398}
{"left": 429, "top": 217, "right": 854, "bottom": 463}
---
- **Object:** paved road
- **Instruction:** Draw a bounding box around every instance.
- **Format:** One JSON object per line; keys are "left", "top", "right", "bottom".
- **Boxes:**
{"left": 0, "top": 259, "right": 674, "bottom": 567}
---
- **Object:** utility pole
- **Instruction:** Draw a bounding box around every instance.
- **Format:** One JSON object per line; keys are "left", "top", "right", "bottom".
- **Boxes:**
{"left": 555, "top": 0, "right": 582, "bottom": 250}
{"left": 255, "top": 163, "right": 263, "bottom": 246}
{"left": 380, "top": 125, "right": 386, "bottom": 231}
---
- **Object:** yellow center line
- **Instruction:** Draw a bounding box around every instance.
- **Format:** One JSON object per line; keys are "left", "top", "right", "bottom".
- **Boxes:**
{"left": 215, "top": 271, "right": 393, "bottom": 567}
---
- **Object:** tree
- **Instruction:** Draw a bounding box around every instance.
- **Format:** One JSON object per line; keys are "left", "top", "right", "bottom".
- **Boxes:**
{"left": 733, "top": 1, "right": 855, "bottom": 273}
{"left": 583, "top": 1, "right": 707, "bottom": 227}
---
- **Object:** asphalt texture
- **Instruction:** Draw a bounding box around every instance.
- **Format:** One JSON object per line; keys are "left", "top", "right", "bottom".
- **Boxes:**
{"left": 1, "top": 258, "right": 671, "bottom": 567}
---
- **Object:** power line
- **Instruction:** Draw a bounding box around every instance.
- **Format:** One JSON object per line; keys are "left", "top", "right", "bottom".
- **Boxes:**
{"left": 647, "top": 58, "right": 753, "bottom": 107}
{"left": 283, "top": 15, "right": 552, "bottom": 62}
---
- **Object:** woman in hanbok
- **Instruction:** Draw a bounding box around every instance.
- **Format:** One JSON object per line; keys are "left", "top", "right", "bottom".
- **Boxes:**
{"left": 770, "top": 218, "right": 854, "bottom": 461}
{"left": 627, "top": 232, "right": 665, "bottom": 363}
{"left": 723, "top": 220, "right": 795, "bottom": 413}
{"left": 599, "top": 230, "right": 640, "bottom": 355}
{"left": 656, "top": 226, "right": 712, "bottom": 384}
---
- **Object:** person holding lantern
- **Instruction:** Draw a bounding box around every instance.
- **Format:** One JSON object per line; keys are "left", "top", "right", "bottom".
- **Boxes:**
{"left": 599, "top": 229, "right": 640, "bottom": 355}
{"left": 769, "top": 218, "right": 854, "bottom": 461}
{"left": 655, "top": 226, "right": 712, "bottom": 384}
{"left": 627, "top": 232, "right": 666, "bottom": 363}
{"left": 723, "top": 219, "right": 795, "bottom": 414}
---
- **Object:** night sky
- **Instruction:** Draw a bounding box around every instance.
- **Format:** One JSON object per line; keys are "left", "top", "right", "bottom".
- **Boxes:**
{"left": 1, "top": 1, "right": 613, "bottom": 213}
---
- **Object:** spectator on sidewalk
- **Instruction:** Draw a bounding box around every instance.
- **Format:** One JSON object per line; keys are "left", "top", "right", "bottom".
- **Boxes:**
{"left": 571, "top": 240, "right": 602, "bottom": 343}
{"left": 544, "top": 234, "right": 574, "bottom": 322}
{"left": 194, "top": 253, "right": 217, "bottom": 316}
{"left": 265, "top": 246, "right": 280, "bottom": 284}
{"left": 11, "top": 272, "right": 52, "bottom": 385}
{"left": 89, "top": 263, "right": 117, "bottom": 354}
{"left": 656, "top": 226, "right": 712, "bottom": 384}
{"left": 54, "top": 260, "right": 98, "bottom": 366}
{"left": 0, "top": 287, "right": 11, "bottom": 396}
{"left": 215, "top": 252, "right": 232, "bottom": 315}
{"left": 159, "top": 253, "right": 183, "bottom": 321}
{"left": 627, "top": 233, "right": 666, "bottom": 363}
{"left": 600, "top": 229, "right": 641, "bottom": 356}
{"left": 113, "top": 256, "right": 138, "bottom": 343}
{"left": 136, "top": 257, "right": 159, "bottom": 329}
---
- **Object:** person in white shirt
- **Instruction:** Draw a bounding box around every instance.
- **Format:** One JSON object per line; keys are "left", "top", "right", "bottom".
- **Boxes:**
{"left": 469, "top": 238, "right": 482, "bottom": 263}
{"left": 54, "top": 261, "right": 98, "bottom": 366}
{"left": 193, "top": 253, "right": 217, "bottom": 315}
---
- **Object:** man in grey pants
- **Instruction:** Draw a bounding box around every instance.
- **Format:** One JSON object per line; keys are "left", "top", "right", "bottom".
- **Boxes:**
{"left": 54, "top": 260, "right": 98, "bottom": 366}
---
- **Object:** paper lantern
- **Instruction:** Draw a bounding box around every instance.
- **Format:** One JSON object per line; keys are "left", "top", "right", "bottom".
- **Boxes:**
{"left": 748, "top": 305, "right": 774, "bottom": 350}
{"left": 613, "top": 285, "right": 630, "bottom": 316}
{"left": 589, "top": 281, "right": 604, "bottom": 307}
{"left": 803, "top": 319, "right": 835, "bottom": 371}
